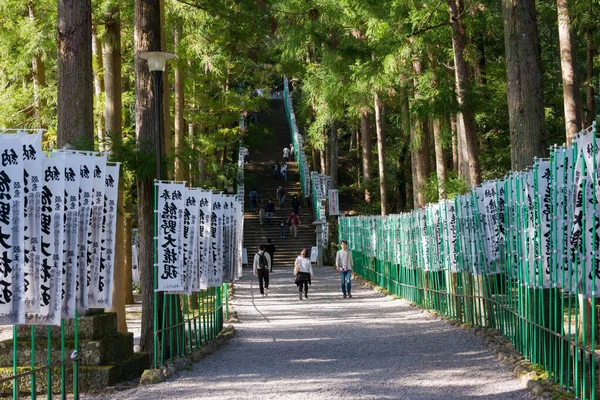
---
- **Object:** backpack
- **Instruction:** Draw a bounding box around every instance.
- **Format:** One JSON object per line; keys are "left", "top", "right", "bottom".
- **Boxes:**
{"left": 257, "top": 253, "right": 268, "bottom": 270}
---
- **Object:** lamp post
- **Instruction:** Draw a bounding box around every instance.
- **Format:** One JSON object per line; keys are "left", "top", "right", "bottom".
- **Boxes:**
{"left": 312, "top": 219, "right": 326, "bottom": 267}
{"left": 138, "top": 51, "right": 176, "bottom": 180}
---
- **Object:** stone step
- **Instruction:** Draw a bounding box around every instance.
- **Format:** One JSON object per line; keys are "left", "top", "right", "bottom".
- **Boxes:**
{"left": 0, "top": 352, "right": 149, "bottom": 395}
{"left": 0, "top": 332, "right": 134, "bottom": 367}
{"left": 17, "top": 312, "right": 118, "bottom": 341}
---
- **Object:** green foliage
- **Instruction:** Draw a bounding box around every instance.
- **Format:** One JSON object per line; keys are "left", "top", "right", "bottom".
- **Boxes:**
{"left": 422, "top": 171, "right": 470, "bottom": 204}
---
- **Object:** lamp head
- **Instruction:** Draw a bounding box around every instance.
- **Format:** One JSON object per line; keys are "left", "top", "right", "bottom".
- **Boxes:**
{"left": 138, "top": 51, "right": 176, "bottom": 72}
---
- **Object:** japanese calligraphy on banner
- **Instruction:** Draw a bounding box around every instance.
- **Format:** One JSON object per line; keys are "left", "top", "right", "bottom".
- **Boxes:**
{"left": 197, "top": 190, "right": 211, "bottom": 290}
{"left": 209, "top": 194, "right": 224, "bottom": 287}
{"left": 74, "top": 153, "right": 94, "bottom": 310}
{"left": 0, "top": 136, "right": 25, "bottom": 325}
{"left": 328, "top": 189, "right": 339, "bottom": 216}
{"left": 87, "top": 156, "right": 107, "bottom": 305}
{"left": 91, "top": 164, "right": 120, "bottom": 307}
{"left": 56, "top": 153, "right": 81, "bottom": 318}
{"left": 156, "top": 182, "right": 185, "bottom": 292}
{"left": 27, "top": 156, "right": 64, "bottom": 326}
{"left": 20, "top": 133, "right": 43, "bottom": 313}
{"left": 183, "top": 189, "right": 200, "bottom": 293}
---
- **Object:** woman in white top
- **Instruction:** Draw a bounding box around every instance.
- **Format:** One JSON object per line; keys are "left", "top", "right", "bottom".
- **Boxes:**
{"left": 294, "top": 248, "right": 314, "bottom": 300}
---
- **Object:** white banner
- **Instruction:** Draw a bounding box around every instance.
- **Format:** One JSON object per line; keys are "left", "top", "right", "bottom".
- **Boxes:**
{"left": 87, "top": 156, "right": 107, "bottom": 305}
{"left": 328, "top": 189, "right": 339, "bottom": 216}
{"left": 208, "top": 194, "right": 224, "bottom": 287}
{"left": 74, "top": 153, "right": 94, "bottom": 309}
{"left": 91, "top": 164, "right": 120, "bottom": 307}
{"left": 27, "top": 156, "right": 64, "bottom": 326}
{"left": 59, "top": 153, "right": 81, "bottom": 318}
{"left": 20, "top": 133, "right": 43, "bottom": 313}
{"left": 197, "top": 190, "right": 211, "bottom": 290}
{"left": 183, "top": 189, "right": 200, "bottom": 293}
{"left": 157, "top": 182, "right": 186, "bottom": 292}
{"left": 132, "top": 244, "right": 140, "bottom": 283}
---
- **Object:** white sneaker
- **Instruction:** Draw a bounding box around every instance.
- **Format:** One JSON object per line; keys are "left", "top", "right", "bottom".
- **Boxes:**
{"left": 265, "top": 288, "right": 268, "bottom": 296}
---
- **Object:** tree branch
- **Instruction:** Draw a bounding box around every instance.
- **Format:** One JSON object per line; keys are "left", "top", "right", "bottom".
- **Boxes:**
{"left": 407, "top": 21, "right": 451, "bottom": 38}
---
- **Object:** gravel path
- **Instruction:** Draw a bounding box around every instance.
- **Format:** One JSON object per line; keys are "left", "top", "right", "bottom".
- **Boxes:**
{"left": 100, "top": 266, "right": 531, "bottom": 400}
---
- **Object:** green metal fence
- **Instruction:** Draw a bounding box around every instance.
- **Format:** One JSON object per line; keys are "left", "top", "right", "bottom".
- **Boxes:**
{"left": 339, "top": 122, "right": 600, "bottom": 399}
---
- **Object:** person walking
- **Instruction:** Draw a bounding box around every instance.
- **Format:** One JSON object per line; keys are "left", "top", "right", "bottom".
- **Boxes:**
{"left": 291, "top": 194, "right": 300, "bottom": 215}
{"left": 273, "top": 161, "right": 280, "bottom": 179}
{"left": 253, "top": 244, "right": 272, "bottom": 296}
{"left": 294, "top": 248, "right": 313, "bottom": 300}
{"left": 335, "top": 240, "right": 354, "bottom": 298}
{"left": 280, "top": 162, "right": 288, "bottom": 181}
{"left": 289, "top": 143, "right": 295, "bottom": 162}
{"left": 277, "top": 186, "right": 286, "bottom": 209}
{"left": 265, "top": 199, "right": 275, "bottom": 224}
{"left": 279, "top": 219, "right": 286, "bottom": 239}
{"left": 283, "top": 146, "right": 290, "bottom": 162}
{"left": 249, "top": 188, "right": 258, "bottom": 211}
{"left": 264, "top": 239, "right": 276, "bottom": 272}
{"left": 258, "top": 200, "right": 266, "bottom": 225}
{"left": 287, "top": 211, "right": 300, "bottom": 238}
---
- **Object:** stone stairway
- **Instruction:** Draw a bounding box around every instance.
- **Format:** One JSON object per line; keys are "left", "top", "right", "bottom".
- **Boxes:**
{"left": 243, "top": 99, "right": 315, "bottom": 270}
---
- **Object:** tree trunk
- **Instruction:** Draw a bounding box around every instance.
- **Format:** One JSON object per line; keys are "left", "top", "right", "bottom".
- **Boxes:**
{"left": 374, "top": 91, "right": 388, "bottom": 215}
{"left": 433, "top": 118, "right": 447, "bottom": 200}
{"left": 124, "top": 200, "right": 134, "bottom": 304}
{"left": 134, "top": 0, "right": 162, "bottom": 355}
{"left": 411, "top": 61, "right": 431, "bottom": 209}
{"left": 319, "top": 148, "right": 326, "bottom": 175}
{"left": 557, "top": 0, "right": 582, "bottom": 144}
{"left": 160, "top": 0, "right": 172, "bottom": 178}
{"left": 92, "top": 27, "right": 105, "bottom": 149}
{"left": 349, "top": 128, "right": 354, "bottom": 151}
{"left": 57, "top": 0, "right": 93, "bottom": 149}
{"left": 174, "top": 23, "right": 187, "bottom": 182}
{"left": 502, "top": 0, "right": 547, "bottom": 169}
{"left": 103, "top": 5, "right": 127, "bottom": 332}
{"left": 448, "top": 0, "right": 480, "bottom": 185}
{"left": 329, "top": 121, "right": 338, "bottom": 189}
{"left": 28, "top": 2, "right": 47, "bottom": 129}
{"left": 450, "top": 113, "right": 458, "bottom": 172}
{"left": 311, "top": 146, "right": 319, "bottom": 174}
{"left": 360, "top": 109, "right": 372, "bottom": 203}
{"left": 585, "top": 15, "right": 595, "bottom": 127}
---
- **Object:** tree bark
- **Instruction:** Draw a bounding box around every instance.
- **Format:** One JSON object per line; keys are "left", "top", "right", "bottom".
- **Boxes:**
{"left": 319, "top": 148, "right": 326, "bottom": 175}
{"left": 124, "top": 200, "right": 134, "bottom": 304}
{"left": 134, "top": 0, "right": 162, "bottom": 355}
{"left": 433, "top": 118, "right": 447, "bottom": 200}
{"left": 360, "top": 109, "right": 372, "bottom": 203}
{"left": 57, "top": 0, "right": 93, "bottom": 149}
{"left": 311, "top": 146, "right": 319, "bottom": 174}
{"left": 174, "top": 23, "right": 187, "bottom": 182}
{"left": 160, "top": 0, "right": 172, "bottom": 179}
{"left": 557, "top": 0, "right": 582, "bottom": 144}
{"left": 374, "top": 92, "right": 388, "bottom": 215}
{"left": 448, "top": 0, "right": 480, "bottom": 185}
{"left": 502, "top": 0, "right": 547, "bottom": 169}
{"left": 329, "top": 121, "right": 338, "bottom": 189}
{"left": 28, "top": 2, "right": 47, "bottom": 129}
{"left": 450, "top": 113, "right": 458, "bottom": 172}
{"left": 585, "top": 14, "right": 595, "bottom": 127}
{"left": 411, "top": 61, "right": 431, "bottom": 209}
{"left": 103, "top": 5, "right": 127, "bottom": 332}
{"left": 92, "top": 27, "right": 105, "bottom": 149}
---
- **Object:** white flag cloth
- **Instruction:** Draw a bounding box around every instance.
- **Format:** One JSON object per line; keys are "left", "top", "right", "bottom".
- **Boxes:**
{"left": 197, "top": 190, "right": 211, "bottom": 290}
{"left": 26, "top": 156, "right": 64, "bottom": 326}
{"left": 156, "top": 182, "right": 186, "bottom": 292}
{"left": 87, "top": 156, "right": 107, "bottom": 305}
{"left": 208, "top": 194, "right": 224, "bottom": 287}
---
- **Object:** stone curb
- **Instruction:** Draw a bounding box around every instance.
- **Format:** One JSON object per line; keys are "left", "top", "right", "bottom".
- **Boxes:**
{"left": 139, "top": 324, "right": 237, "bottom": 386}
{"left": 353, "top": 275, "right": 575, "bottom": 400}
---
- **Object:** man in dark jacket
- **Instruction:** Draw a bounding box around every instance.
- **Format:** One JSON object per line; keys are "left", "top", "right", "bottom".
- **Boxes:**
{"left": 264, "top": 238, "right": 276, "bottom": 272}
{"left": 265, "top": 199, "right": 275, "bottom": 224}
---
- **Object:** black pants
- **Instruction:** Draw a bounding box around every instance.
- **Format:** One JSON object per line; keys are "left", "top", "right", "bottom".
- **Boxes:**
{"left": 298, "top": 281, "right": 308, "bottom": 294}
{"left": 257, "top": 269, "right": 269, "bottom": 294}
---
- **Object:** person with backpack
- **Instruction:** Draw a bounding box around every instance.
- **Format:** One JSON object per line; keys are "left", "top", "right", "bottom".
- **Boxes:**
{"left": 253, "top": 244, "right": 272, "bottom": 296}
{"left": 291, "top": 194, "right": 300, "bottom": 214}
{"left": 264, "top": 239, "right": 276, "bottom": 272}
{"left": 287, "top": 211, "right": 300, "bottom": 238}
{"left": 249, "top": 188, "right": 258, "bottom": 211}
{"left": 277, "top": 186, "right": 285, "bottom": 209}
